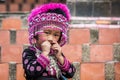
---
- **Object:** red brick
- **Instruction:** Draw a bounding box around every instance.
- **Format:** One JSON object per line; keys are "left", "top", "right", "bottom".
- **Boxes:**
{"left": 21, "top": 4, "right": 31, "bottom": 12}
{"left": 1, "top": 17, "right": 22, "bottom": 30}
{"left": 16, "top": 30, "right": 29, "bottom": 44}
{"left": 119, "top": 29, "right": 120, "bottom": 42}
{"left": 69, "top": 29, "right": 90, "bottom": 45}
{"left": 0, "top": 63, "right": 9, "bottom": 80}
{"left": 38, "top": 0, "right": 47, "bottom": 3}
{"left": 14, "top": 0, "right": 23, "bottom": 3}
{"left": 5, "top": 0, "right": 13, "bottom": 3}
{"left": 81, "top": 63, "right": 105, "bottom": 80}
{"left": 1, "top": 45, "right": 23, "bottom": 63}
{"left": 16, "top": 64, "right": 26, "bottom": 80}
{"left": 26, "top": 0, "right": 35, "bottom": 3}
{"left": 9, "top": 4, "right": 19, "bottom": 12}
{"left": 49, "top": 0, "right": 59, "bottom": 2}
{"left": 99, "top": 28, "right": 120, "bottom": 44}
{"left": 0, "top": 4, "right": 6, "bottom": 12}
{"left": 90, "top": 45, "right": 113, "bottom": 62}
{"left": 115, "top": 63, "right": 120, "bottom": 80}
{"left": 0, "top": 30, "right": 10, "bottom": 45}
{"left": 62, "top": 44, "right": 82, "bottom": 62}
{"left": 34, "top": 4, "right": 42, "bottom": 7}
{"left": 96, "top": 20, "right": 111, "bottom": 25}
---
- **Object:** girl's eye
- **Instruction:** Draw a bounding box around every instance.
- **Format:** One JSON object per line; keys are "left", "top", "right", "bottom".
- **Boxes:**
{"left": 54, "top": 34, "right": 60, "bottom": 37}
{"left": 44, "top": 31, "right": 50, "bottom": 34}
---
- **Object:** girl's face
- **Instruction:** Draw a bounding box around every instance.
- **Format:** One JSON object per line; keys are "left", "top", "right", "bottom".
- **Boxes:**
{"left": 36, "top": 26, "right": 61, "bottom": 46}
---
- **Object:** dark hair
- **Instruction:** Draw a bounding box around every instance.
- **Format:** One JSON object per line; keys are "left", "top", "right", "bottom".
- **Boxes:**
{"left": 47, "top": 8, "right": 67, "bottom": 18}
{"left": 34, "top": 35, "right": 39, "bottom": 40}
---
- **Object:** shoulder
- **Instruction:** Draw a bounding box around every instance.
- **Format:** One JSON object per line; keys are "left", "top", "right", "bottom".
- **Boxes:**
{"left": 22, "top": 47, "right": 36, "bottom": 57}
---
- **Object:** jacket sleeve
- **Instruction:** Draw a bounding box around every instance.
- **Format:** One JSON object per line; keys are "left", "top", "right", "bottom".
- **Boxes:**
{"left": 57, "top": 55, "right": 76, "bottom": 78}
{"left": 22, "top": 49, "right": 50, "bottom": 77}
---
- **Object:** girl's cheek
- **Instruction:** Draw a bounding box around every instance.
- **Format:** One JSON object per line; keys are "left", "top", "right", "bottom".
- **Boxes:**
{"left": 39, "top": 33, "right": 47, "bottom": 42}
{"left": 40, "top": 36, "right": 47, "bottom": 42}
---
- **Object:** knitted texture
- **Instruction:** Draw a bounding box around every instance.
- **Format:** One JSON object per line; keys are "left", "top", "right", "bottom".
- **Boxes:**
{"left": 28, "top": 3, "right": 70, "bottom": 46}
{"left": 28, "top": 3, "right": 70, "bottom": 21}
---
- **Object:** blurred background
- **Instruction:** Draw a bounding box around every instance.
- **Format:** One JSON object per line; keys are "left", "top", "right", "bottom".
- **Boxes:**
{"left": 0, "top": 0, "right": 120, "bottom": 80}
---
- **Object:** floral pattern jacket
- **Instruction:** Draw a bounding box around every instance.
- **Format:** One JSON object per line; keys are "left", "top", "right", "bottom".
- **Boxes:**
{"left": 22, "top": 46, "right": 76, "bottom": 80}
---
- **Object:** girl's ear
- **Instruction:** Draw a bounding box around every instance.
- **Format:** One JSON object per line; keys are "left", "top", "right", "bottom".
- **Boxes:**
{"left": 31, "top": 38, "right": 37, "bottom": 45}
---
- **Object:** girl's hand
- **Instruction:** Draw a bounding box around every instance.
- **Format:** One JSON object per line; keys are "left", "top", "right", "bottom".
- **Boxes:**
{"left": 51, "top": 42, "right": 64, "bottom": 65}
{"left": 41, "top": 41, "right": 51, "bottom": 57}
{"left": 51, "top": 42, "right": 62, "bottom": 56}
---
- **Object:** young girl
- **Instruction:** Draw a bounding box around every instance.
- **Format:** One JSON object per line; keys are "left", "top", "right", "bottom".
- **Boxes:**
{"left": 22, "top": 3, "right": 76, "bottom": 80}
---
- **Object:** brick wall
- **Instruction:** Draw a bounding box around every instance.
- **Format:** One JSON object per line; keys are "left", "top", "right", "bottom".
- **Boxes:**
{"left": 0, "top": 0, "right": 120, "bottom": 80}
{"left": 0, "top": 15, "right": 120, "bottom": 80}
{"left": 0, "top": 0, "right": 66, "bottom": 12}
{"left": 0, "top": 0, "right": 120, "bottom": 17}
{"left": 67, "top": 0, "right": 120, "bottom": 17}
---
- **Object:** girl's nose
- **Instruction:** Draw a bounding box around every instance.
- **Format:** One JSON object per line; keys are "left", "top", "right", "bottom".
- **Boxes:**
{"left": 48, "top": 35, "right": 54, "bottom": 43}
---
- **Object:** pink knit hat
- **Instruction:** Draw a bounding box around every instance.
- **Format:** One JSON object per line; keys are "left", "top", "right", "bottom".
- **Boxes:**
{"left": 28, "top": 3, "right": 70, "bottom": 46}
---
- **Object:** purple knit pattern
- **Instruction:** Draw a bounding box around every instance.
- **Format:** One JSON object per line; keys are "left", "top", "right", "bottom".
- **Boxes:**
{"left": 37, "top": 54, "right": 50, "bottom": 68}
{"left": 58, "top": 58, "right": 70, "bottom": 71}
{"left": 28, "top": 3, "right": 70, "bottom": 46}
{"left": 28, "top": 3, "right": 70, "bottom": 21}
